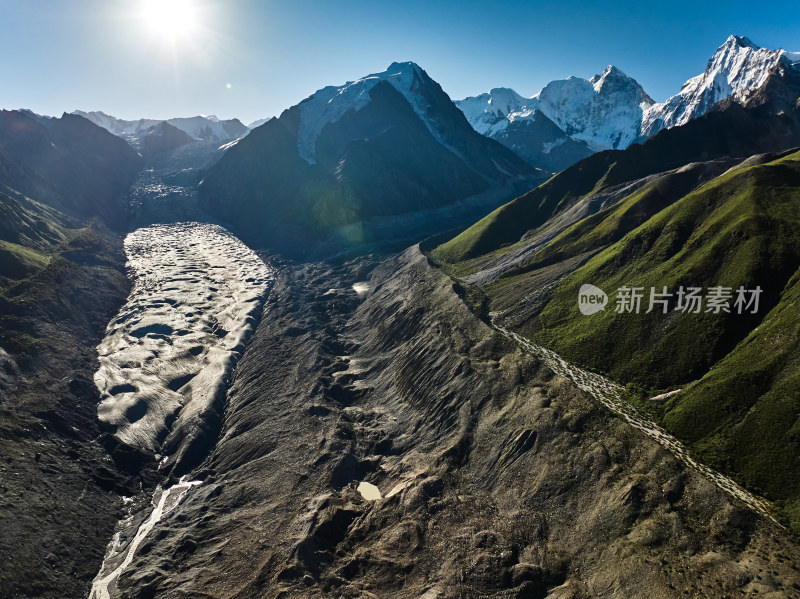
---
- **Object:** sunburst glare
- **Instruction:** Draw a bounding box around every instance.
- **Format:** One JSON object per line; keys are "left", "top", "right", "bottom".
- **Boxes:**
{"left": 140, "top": 0, "right": 198, "bottom": 40}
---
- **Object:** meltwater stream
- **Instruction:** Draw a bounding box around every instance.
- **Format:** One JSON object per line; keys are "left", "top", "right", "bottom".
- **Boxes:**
{"left": 90, "top": 222, "right": 273, "bottom": 598}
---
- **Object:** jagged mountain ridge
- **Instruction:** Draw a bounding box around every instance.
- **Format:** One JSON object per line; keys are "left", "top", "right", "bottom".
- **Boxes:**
{"left": 198, "top": 61, "right": 546, "bottom": 256}
{"left": 72, "top": 110, "right": 250, "bottom": 143}
{"left": 642, "top": 35, "right": 800, "bottom": 135}
{"left": 458, "top": 35, "right": 800, "bottom": 171}
{"left": 458, "top": 66, "right": 653, "bottom": 150}
{"left": 456, "top": 65, "right": 654, "bottom": 172}
{"left": 137, "top": 121, "right": 197, "bottom": 158}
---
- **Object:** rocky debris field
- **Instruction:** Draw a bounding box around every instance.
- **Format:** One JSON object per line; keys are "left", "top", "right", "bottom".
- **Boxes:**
{"left": 103, "top": 245, "right": 800, "bottom": 598}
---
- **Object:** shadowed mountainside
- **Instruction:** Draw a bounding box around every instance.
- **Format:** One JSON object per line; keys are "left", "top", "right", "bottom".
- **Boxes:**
{"left": 0, "top": 111, "right": 142, "bottom": 230}
{"left": 0, "top": 114, "right": 152, "bottom": 599}
{"left": 198, "top": 63, "right": 545, "bottom": 257}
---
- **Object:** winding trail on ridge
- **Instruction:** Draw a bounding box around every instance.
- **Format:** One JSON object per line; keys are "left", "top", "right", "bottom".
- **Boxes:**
{"left": 493, "top": 322, "right": 778, "bottom": 524}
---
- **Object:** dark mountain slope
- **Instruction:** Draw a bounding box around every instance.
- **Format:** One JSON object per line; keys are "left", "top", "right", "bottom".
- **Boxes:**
{"left": 108, "top": 247, "right": 800, "bottom": 598}
{"left": 138, "top": 121, "right": 195, "bottom": 159}
{"left": 0, "top": 193, "right": 140, "bottom": 599}
{"left": 0, "top": 113, "right": 149, "bottom": 598}
{"left": 0, "top": 111, "right": 142, "bottom": 230}
{"left": 198, "top": 63, "right": 545, "bottom": 256}
{"left": 490, "top": 110, "right": 595, "bottom": 172}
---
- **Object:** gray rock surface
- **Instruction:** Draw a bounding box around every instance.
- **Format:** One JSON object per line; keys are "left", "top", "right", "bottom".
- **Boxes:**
{"left": 110, "top": 246, "right": 800, "bottom": 598}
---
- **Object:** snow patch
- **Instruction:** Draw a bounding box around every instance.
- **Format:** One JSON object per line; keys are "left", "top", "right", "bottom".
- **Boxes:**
{"left": 218, "top": 138, "right": 240, "bottom": 152}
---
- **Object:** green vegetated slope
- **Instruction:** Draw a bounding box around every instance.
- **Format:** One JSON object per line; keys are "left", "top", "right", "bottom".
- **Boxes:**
{"left": 0, "top": 239, "right": 51, "bottom": 284}
{"left": 0, "top": 191, "right": 119, "bottom": 355}
{"left": 514, "top": 162, "right": 735, "bottom": 276}
{"left": 433, "top": 103, "right": 800, "bottom": 264}
{"left": 535, "top": 152, "right": 800, "bottom": 534}
{"left": 0, "top": 191, "right": 68, "bottom": 286}
{"left": 530, "top": 151, "right": 800, "bottom": 389}
{"left": 442, "top": 149, "right": 800, "bottom": 533}
{"left": 474, "top": 161, "right": 735, "bottom": 316}
{"left": 664, "top": 263, "right": 800, "bottom": 533}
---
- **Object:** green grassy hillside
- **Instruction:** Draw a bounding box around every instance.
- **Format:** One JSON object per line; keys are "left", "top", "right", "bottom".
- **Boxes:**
{"left": 434, "top": 104, "right": 800, "bottom": 264}
{"left": 529, "top": 151, "right": 800, "bottom": 389}
{"left": 448, "top": 149, "right": 800, "bottom": 533}
{"left": 663, "top": 264, "right": 800, "bottom": 532}
{"left": 0, "top": 239, "right": 50, "bottom": 283}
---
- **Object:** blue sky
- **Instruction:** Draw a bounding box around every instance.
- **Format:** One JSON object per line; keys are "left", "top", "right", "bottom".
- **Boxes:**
{"left": 1, "top": 0, "right": 798, "bottom": 125}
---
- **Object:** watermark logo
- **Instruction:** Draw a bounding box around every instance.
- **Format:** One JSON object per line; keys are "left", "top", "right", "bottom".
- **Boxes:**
{"left": 578, "top": 284, "right": 608, "bottom": 315}
{"left": 578, "top": 284, "right": 762, "bottom": 315}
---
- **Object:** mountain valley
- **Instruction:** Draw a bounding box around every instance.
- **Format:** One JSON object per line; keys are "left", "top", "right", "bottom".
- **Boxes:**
{"left": 1, "top": 37, "right": 800, "bottom": 599}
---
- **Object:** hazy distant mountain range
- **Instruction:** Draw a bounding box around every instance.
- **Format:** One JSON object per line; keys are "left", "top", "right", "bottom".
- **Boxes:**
{"left": 72, "top": 110, "right": 252, "bottom": 143}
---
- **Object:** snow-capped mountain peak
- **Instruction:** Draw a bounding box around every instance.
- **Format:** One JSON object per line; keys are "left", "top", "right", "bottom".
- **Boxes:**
{"left": 590, "top": 65, "right": 654, "bottom": 104}
{"left": 454, "top": 88, "right": 529, "bottom": 137}
{"left": 457, "top": 66, "right": 653, "bottom": 156}
{"left": 295, "top": 61, "right": 450, "bottom": 164}
{"left": 641, "top": 35, "right": 797, "bottom": 136}
{"left": 72, "top": 111, "right": 249, "bottom": 143}
{"left": 457, "top": 35, "right": 797, "bottom": 173}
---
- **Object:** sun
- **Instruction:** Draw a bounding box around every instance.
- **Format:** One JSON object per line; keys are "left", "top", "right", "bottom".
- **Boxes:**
{"left": 141, "top": 0, "right": 198, "bottom": 40}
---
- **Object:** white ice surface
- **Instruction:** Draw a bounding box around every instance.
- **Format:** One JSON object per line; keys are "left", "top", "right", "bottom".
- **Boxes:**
{"left": 94, "top": 223, "right": 272, "bottom": 454}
